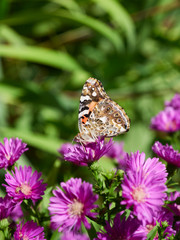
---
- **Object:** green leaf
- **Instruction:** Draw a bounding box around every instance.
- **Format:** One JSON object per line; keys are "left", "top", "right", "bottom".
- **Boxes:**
{"left": 120, "top": 209, "right": 131, "bottom": 221}
{"left": 50, "top": 230, "right": 60, "bottom": 240}
{"left": 0, "top": 44, "right": 87, "bottom": 73}
{"left": 55, "top": 10, "right": 124, "bottom": 52}
{"left": 0, "top": 10, "right": 50, "bottom": 25}
{"left": 147, "top": 225, "right": 158, "bottom": 240}
{"left": 0, "top": 219, "right": 9, "bottom": 230}
{"left": 0, "top": 231, "right": 5, "bottom": 240}
{"left": 0, "top": 127, "right": 62, "bottom": 154}
{"left": 86, "top": 223, "right": 97, "bottom": 240}
{"left": 0, "top": 0, "right": 9, "bottom": 19}
{"left": 0, "top": 82, "right": 23, "bottom": 103}
{"left": 0, "top": 25, "right": 25, "bottom": 45}
{"left": 0, "top": 9, "right": 123, "bottom": 52}
{"left": 94, "top": 0, "right": 136, "bottom": 50}
{"left": 52, "top": 0, "right": 82, "bottom": 12}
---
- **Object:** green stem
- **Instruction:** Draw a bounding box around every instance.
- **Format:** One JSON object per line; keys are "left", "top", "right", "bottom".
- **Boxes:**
{"left": 21, "top": 200, "right": 40, "bottom": 224}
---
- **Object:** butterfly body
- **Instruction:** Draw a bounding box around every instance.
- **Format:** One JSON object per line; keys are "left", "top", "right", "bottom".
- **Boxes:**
{"left": 75, "top": 78, "right": 130, "bottom": 143}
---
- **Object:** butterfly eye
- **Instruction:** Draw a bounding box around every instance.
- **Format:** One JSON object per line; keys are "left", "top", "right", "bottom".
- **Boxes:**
{"left": 114, "top": 113, "right": 119, "bottom": 117}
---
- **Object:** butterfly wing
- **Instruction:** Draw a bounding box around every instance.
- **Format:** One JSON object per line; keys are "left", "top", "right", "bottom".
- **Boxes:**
{"left": 78, "top": 77, "right": 108, "bottom": 133}
{"left": 88, "top": 98, "right": 130, "bottom": 137}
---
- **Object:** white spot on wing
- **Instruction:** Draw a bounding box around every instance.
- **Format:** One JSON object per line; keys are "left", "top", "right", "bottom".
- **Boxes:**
{"left": 92, "top": 91, "right": 97, "bottom": 97}
{"left": 87, "top": 78, "right": 96, "bottom": 84}
{"left": 79, "top": 109, "right": 89, "bottom": 118}
{"left": 80, "top": 95, "right": 91, "bottom": 102}
{"left": 99, "top": 116, "right": 107, "bottom": 124}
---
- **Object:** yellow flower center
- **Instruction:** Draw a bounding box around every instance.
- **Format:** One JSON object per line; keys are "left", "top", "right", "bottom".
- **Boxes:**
{"left": 16, "top": 182, "right": 32, "bottom": 195}
{"left": 68, "top": 199, "right": 84, "bottom": 217}
{"left": 5, "top": 154, "right": 11, "bottom": 161}
{"left": 131, "top": 186, "right": 147, "bottom": 202}
{"left": 23, "top": 235, "right": 28, "bottom": 240}
{"left": 166, "top": 120, "right": 177, "bottom": 131}
{"left": 19, "top": 232, "right": 28, "bottom": 240}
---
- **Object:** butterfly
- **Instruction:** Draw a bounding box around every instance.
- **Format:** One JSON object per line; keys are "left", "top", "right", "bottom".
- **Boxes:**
{"left": 74, "top": 78, "right": 130, "bottom": 143}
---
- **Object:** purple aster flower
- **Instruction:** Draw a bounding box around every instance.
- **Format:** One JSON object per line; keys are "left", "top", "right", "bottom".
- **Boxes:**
{"left": 10, "top": 203, "right": 23, "bottom": 222}
{"left": 0, "top": 195, "right": 16, "bottom": 220}
{"left": 95, "top": 213, "right": 147, "bottom": 240}
{"left": 121, "top": 151, "right": 167, "bottom": 224}
{"left": 48, "top": 178, "right": 98, "bottom": 232}
{"left": 0, "top": 137, "right": 28, "bottom": 169}
{"left": 152, "top": 141, "right": 180, "bottom": 167}
{"left": 166, "top": 191, "right": 180, "bottom": 216}
{"left": 174, "top": 221, "right": 180, "bottom": 232}
{"left": 150, "top": 107, "right": 180, "bottom": 132}
{"left": 138, "top": 207, "right": 176, "bottom": 240}
{"left": 59, "top": 143, "right": 74, "bottom": 156}
{"left": 59, "top": 137, "right": 113, "bottom": 166}
{"left": 14, "top": 220, "right": 46, "bottom": 240}
{"left": 61, "top": 231, "right": 89, "bottom": 240}
{"left": 3, "top": 165, "right": 47, "bottom": 203}
{"left": 165, "top": 93, "right": 180, "bottom": 110}
{"left": 105, "top": 141, "right": 128, "bottom": 170}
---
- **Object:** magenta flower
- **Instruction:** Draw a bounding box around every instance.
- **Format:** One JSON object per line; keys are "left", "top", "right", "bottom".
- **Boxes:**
{"left": 0, "top": 137, "right": 28, "bottom": 169}
{"left": 152, "top": 141, "right": 180, "bottom": 167}
{"left": 61, "top": 231, "right": 89, "bottom": 240}
{"left": 59, "top": 137, "right": 113, "bottom": 166}
{"left": 175, "top": 221, "right": 180, "bottom": 232}
{"left": 166, "top": 191, "right": 180, "bottom": 216}
{"left": 48, "top": 178, "right": 98, "bottom": 232}
{"left": 121, "top": 151, "right": 167, "bottom": 223}
{"left": 105, "top": 141, "right": 128, "bottom": 170}
{"left": 150, "top": 107, "right": 180, "bottom": 132}
{"left": 59, "top": 143, "right": 74, "bottom": 156}
{"left": 10, "top": 203, "right": 23, "bottom": 222}
{"left": 0, "top": 195, "right": 16, "bottom": 220}
{"left": 165, "top": 93, "right": 180, "bottom": 109}
{"left": 14, "top": 221, "right": 46, "bottom": 240}
{"left": 3, "top": 165, "right": 47, "bottom": 202}
{"left": 95, "top": 213, "right": 147, "bottom": 240}
{"left": 138, "top": 207, "right": 176, "bottom": 240}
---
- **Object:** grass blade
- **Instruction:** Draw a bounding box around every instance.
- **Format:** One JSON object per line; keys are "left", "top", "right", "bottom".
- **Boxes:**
{"left": 0, "top": 44, "right": 87, "bottom": 73}
{"left": 0, "top": 126, "right": 63, "bottom": 154}
{"left": 55, "top": 10, "right": 124, "bottom": 52}
{"left": 94, "top": 0, "right": 136, "bottom": 50}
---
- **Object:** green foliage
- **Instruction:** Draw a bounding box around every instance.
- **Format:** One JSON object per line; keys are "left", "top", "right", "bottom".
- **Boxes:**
{"left": 90, "top": 162, "right": 124, "bottom": 224}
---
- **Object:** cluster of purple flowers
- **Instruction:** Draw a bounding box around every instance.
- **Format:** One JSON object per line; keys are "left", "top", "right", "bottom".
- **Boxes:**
{"left": 59, "top": 137, "right": 113, "bottom": 166}
{"left": 150, "top": 94, "right": 180, "bottom": 168}
{"left": 94, "top": 151, "right": 178, "bottom": 240}
{"left": 58, "top": 144, "right": 178, "bottom": 238}
{"left": 0, "top": 93, "right": 180, "bottom": 239}
{"left": 150, "top": 93, "right": 180, "bottom": 132}
{"left": 152, "top": 141, "right": 180, "bottom": 167}
{"left": 56, "top": 95, "right": 180, "bottom": 239}
{"left": 0, "top": 137, "right": 47, "bottom": 239}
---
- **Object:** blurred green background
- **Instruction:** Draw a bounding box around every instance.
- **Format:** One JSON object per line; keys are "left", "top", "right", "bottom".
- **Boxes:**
{"left": 0, "top": 0, "right": 180, "bottom": 180}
